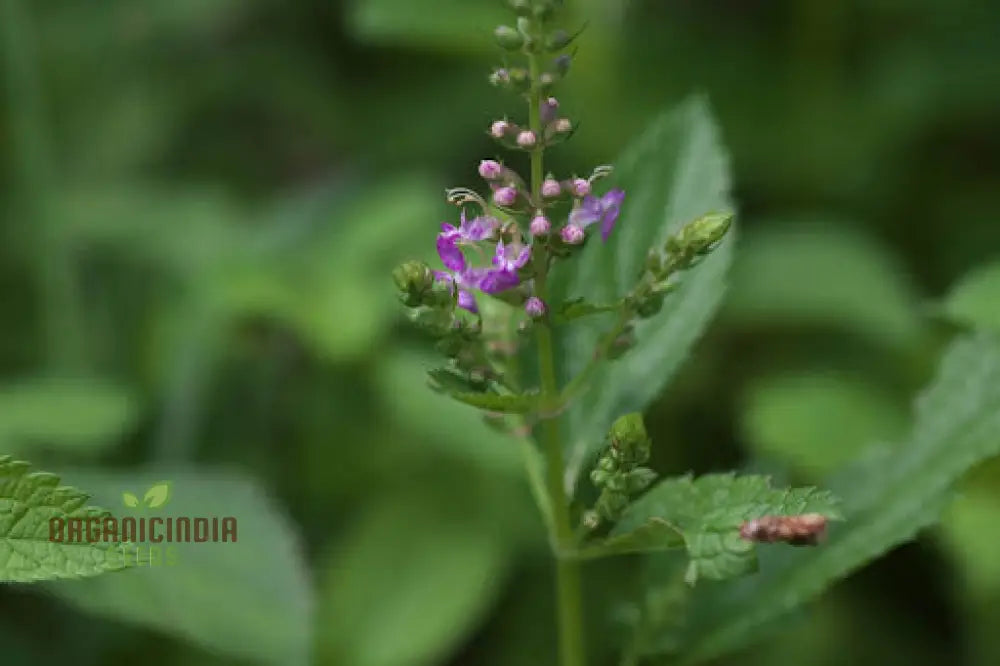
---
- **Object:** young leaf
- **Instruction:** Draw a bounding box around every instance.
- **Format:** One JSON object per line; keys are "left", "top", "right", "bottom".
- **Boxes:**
{"left": 142, "top": 481, "right": 172, "bottom": 509}
{"left": 552, "top": 298, "right": 622, "bottom": 324}
{"left": 942, "top": 259, "right": 1000, "bottom": 332}
{"left": 0, "top": 456, "right": 130, "bottom": 582}
{"left": 671, "top": 332, "right": 1000, "bottom": 663}
{"left": 547, "top": 96, "right": 735, "bottom": 489}
{"left": 575, "top": 518, "right": 683, "bottom": 560}
{"left": 121, "top": 491, "right": 140, "bottom": 508}
{"left": 613, "top": 473, "right": 840, "bottom": 586}
{"left": 448, "top": 391, "right": 539, "bottom": 415}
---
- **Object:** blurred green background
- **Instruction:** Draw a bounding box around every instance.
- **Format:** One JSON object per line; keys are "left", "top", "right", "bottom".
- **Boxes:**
{"left": 1, "top": 0, "right": 999, "bottom": 664}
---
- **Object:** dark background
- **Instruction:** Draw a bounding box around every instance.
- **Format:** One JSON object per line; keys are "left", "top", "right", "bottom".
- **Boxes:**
{"left": 1, "top": 0, "right": 998, "bottom": 664}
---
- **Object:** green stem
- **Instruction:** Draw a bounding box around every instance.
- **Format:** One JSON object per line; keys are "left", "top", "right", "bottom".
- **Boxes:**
{"left": 528, "top": 36, "right": 586, "bottom": 666}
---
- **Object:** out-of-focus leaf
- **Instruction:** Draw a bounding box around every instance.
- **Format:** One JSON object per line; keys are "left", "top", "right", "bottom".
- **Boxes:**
{"left": 576, "top": 519, "right": 683, "bottom": 559}
{"left": 49, "top": 468, "right": 313, "bottom": 666}
{"left": 0, "top": 377, "right": 137, "bottom": 453}
{"left": 741, "top": 373, "right": 908, "bottom": 476}
{"left": 670, "top": 332, "right": 1000, "bottom": 663}
{"left": 448, "top": 390, "right": 539, "bottom": 414}
{"left": 0, "top": 456, "right": 130, "bottom": 581}
{"left": 549, "top": 96, "right": 734, "bottom": 488}
{"left": 940, "top": 489, "right": 1000, "bottom": 595}
{"left": 943, "top": 259, "right": 1000, "bottom": 332}
{"left": 318, "top": 493, "right": 508, "bottom": 666}
{"left": 613, "top": 473, "right": 841, "bottom": 585}
{"left": 348, "top": 0, "right": 506, "bottom": 53}
{"left": 723, "top": 220, "right": 924, "bottom": 350}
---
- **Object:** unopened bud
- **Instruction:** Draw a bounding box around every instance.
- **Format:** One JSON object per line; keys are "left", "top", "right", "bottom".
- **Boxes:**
{"left": 529, "top": 214, "right": 551, "bottom": 236}
{"left": 541, "top": 97, "right": 559, "bottom": 123}
{"left": 670, "top": 211, "right": 734, "bottom": 259}
{"left": 560, "top": 225, "right": 584, "bottom": 245}
{"left": 494, "top": 25, "right": 524, "bottom": 50}
{"left": 608, "top": 413, "right": 650, "bottom": 461}
{"left": 478, "top": 159, "right": 504, "bottom": 180}
{"left": 516, "top": 130, "right": 537, "bottom": 148}
{"left": 525, "top": 296, "right": 546, "bottom": 318}
{"left": 541, "top": 178, "right": 561, "bottom": 198}
{"left": 490, "top": 120, "right": 510, "bottom": 138}
{"left": 553, "top": 54, "right": 571, "bottom": 76}
{"left": 489, "top": 68, "right": 510, "bottom": 86}
{"left": 553, "top": 118, "right": 572, "bottom": 133}
{"left": 392, "top": 260, "right": 435, "bottom": 307}
{"left": 493, "top": 186, "right": 518, "bottom": 207}
{"left": 571, "top": 178, "right": 591, "bottom": 197}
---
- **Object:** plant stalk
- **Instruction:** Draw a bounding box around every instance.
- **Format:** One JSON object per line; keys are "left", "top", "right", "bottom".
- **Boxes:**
{"left": 528, "top": 38, "right": 587, "bottom": 666}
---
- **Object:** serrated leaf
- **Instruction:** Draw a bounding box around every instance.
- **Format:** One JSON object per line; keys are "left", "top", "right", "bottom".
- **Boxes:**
{"left": 449, "top": 391, "right": 539, "bottom": 415}
{"left": 673, "top": 332, "right": 1000, "bottom": 663}
{"left": 548, "top": 96, "right": 735, "bottom": 488}
{"left": 943, "top": 259, "right": 1000, "bottom": 332}
{"left": 142, "top": 481, "right": 171, "bottom": 509}
{"left": 614, "top": 474, "right": 841, "bottom": 586}
{"left": 47, "top": 468, "right": 313, "bottom": 665}
{"left": 121, "top": 492, "right": 140, "bottom": 508}
{"left": 0, "top": 456, "right": 130, "bottom": 582}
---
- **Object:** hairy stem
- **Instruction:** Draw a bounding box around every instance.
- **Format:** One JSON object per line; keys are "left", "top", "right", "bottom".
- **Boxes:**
{"left": 528, "top": 35, "right": 587, "bottom": 666}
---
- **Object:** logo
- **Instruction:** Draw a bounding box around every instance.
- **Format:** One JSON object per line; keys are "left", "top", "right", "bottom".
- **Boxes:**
{"left": 48, "top": 481, "right": 238, "bottom": 567}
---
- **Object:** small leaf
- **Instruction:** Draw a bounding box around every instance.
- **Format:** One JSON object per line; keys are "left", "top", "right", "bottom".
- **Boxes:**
{"left": 552, "top": 298, "right": 622, "bottom": 323}
{"left": 576, "top": 519, "right": 684, "bottom": 560}
{"left": 613, "top": 473, "right": 842, "bottom": 585}
{"left": 427, "top": 368, "right": 487, "bottom": 394}
{"left": 121, "top": 492, "right": 140, "bottom": 508}
{"left": 0, "top": 456, "right": 131, "bottom": 582}
{"left": 142, "top": 481, "right": 172, "bottom": 508}
{"left": 943, "top": 259, "right": 1000, "bottom": 332}
{"left": 448, "top": 391, "right": 539, "bottom": 415}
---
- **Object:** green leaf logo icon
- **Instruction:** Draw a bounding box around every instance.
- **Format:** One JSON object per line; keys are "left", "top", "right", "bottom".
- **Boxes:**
{"left": 143, "top": 481, "right": 172, "bottom": 509}
{"left": 122, "top": 491, "right": 140, "bottom": 508}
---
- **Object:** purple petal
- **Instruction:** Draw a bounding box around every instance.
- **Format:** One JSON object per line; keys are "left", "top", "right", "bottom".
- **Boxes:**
{"left": 457, "top": 289, "right": 478, "bottom": 313}
{"left": 436, "top": 234, "right": 466, "bottom": 272}
{"left": 432, "top": 270, "right": 453, "bottom": 284}
{"left": 568, "top": 196, "right": 602, "bottom": 228}
{"left": 600, "top": 206, "right": 620, "bottom": 242}
{"left": 512, "top": 244, "right": 531, "bottom": 269}
{"left": 461, "top": 215, "right": 497, "bottom": 241}
{"left": 601, "top": 188, "right": 626, "bottom": 209}
{"left": 479, "top": 269, "right": 520, "bottom": 294}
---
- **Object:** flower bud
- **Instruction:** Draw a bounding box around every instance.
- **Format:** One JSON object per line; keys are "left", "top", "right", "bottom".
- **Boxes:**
{"left": 508, "top": 68, "right": 530, "bottom": 92}
{"left": 529, "top": 214, "right": 551, "bottom": 236}
{"left": 392, "top": 260, "right": 435, "bottom": 307}
{"left": 571, "top": 178, "right": 591, "bottom": 197}
{"left": 541, "top": 97, "right": 559, "bottom": 123}
{"left": 560, "top": 225, "right": 584, "bottom": 245}
{"left": 553, "top": 54, "right": 571, "bottom": 76}
{"left": 668, "top": 211, "right": 734, "bottom": 261}
{"left": 493, "top": 186, "right": 519, "bottom": 207}
{"left": 488, "top": 68, "right": 510, "bottom": 86}
{"left": 494, "top": 25, "right": 524, "bottom": 50}
{"left": 516, "top": 130, "right": 537, "bottom": 148}
{"left": 553, "top": 118, "right": 572, "bottom": 134}
{"left": 546, "top": 29, "right": 571, "bottom": 51}
{"left": 478, "top": 159, "right": 504, "bottom": 180}
{"left": 541, "top": 178, "right": 561, "bottom": 198}
{"left": 490, "top": 120, "right": 510, "bottom": 138}
{"left": 525, "top": 296, "right": 546, "bottom": 318}
{"left": 538, "top": 72, "right": 556, "bottom": 90}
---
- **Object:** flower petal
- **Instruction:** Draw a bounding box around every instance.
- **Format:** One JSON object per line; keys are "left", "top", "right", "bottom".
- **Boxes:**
{"left": 479, "top": 269, "right": 520, "bottom": 294}
{"left": 600, "top": 206, "right": 621, "bottom": 242}
{"left": 568, "top": 196, "right": 601, "bottom": 228}
{"left": 457, "top": 289, "right": 478, "bottom": 313}
{"left": 436, "top": 234, "right": 466, "bottom": 272}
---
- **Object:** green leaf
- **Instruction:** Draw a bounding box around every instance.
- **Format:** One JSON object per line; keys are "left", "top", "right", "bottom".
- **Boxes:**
{"left": 0, "top": 377, "right": 138, "bottom": 453}
{"left": 552, "top": 298, "right": 623, "bottom": 323}
{"left": 318, "top": 494, "right": 508, "bottom": 666}
{"left": 549, "top": 96, "right": 735, "bottom": 487}
{"left": 673, "top": 332, "right": 1000, "bottom": 663}
{"left": 576, "top": 519, "right": 683, "bottom": 560}
{"left": 0, "top": 456, "right": 130, "bottom": 582}
{"left": 448, "top": 391, "right": 539, "bottom": 414}
{"left": 614, "top": 473, "right": 841, "bottom": 586}
{"left": 723, "top": 219, "right": 924, "bottom": 350}
{"left": 121, "top": 492, "right": 140, "bottom": 508}
{"left": 741, "top": 372, "right": 908, "bottom": 475}
{"left": 142, "top": 481, "right": 172, "bottom": 509}
{"left": 943, "top": 259, "right": 1000, "bottom": 332}
{"left": 47, "top": 468, "right": 312, "bottom": 665}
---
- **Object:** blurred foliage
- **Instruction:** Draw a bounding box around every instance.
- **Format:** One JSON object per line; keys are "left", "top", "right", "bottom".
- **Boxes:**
{"left": 2, "top": 0, "right": 1000, "bottom": 665}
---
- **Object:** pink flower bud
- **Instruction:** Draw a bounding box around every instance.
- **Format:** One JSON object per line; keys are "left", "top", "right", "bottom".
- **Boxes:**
{"left": 530, "top": 214, "right": 551, "bottom": 236}
{"left": 490, "top": 120, "right": 510, "bottom": 138}
{"left": 516, "top": 130, "right": 537, "bottom": 148}
{"left": 525, "top": 296, "right": 546, "bottom": 318}
{"left": 561, "top": 225, "right": 584, "bottom": 245}
{"left": 571, "top": 178, "right": 591, "bottom": 197}
{"left": 541, "top": 178, "right": 561, "bottom": 198}
{"left": 493, "top": 186, "right": 518, "bottom": 207}
{"left": 554, "top": 118, "right": 572, "bottom": 133}
{"left": 478, "top": 159, "right": 503, "bottom": 180}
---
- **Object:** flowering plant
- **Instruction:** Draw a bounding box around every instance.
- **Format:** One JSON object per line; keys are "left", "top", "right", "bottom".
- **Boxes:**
{"left": 393, "top": 1, "right": 843, "bottom": 664}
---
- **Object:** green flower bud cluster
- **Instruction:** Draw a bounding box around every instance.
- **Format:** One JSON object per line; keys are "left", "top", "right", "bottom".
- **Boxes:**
{"left": 660, "top": 211, "right": 734, "bottom": 275}
{"left": 392, "top": 260, "right": 450, "bottom": 308}
{"left": 583, "top": 413, "right": 657, "bottom": 530}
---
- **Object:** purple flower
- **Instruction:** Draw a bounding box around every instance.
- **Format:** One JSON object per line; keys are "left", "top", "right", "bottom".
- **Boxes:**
{"left": 560, "top": 224, "right": 584, "bottom": 245}
{"left": 478, "top": 159, "right": 504, "bottom": 180}
{"left": 493, "top": 239, "right": 531, "bottom": 273}
{"left": 567, "top": 188, "right": 626, "bottom": 242}
{"left": 493, "top": 186, "right": 518, "bottom": 207}
{"left": 530, "top": 214, "right": 551, "bottom": 236}
{"left": 570, "top": 178, "right": 591, "bottom": 197}
{"left": 541, "top": 178, "right": 562, "bottom": 198}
